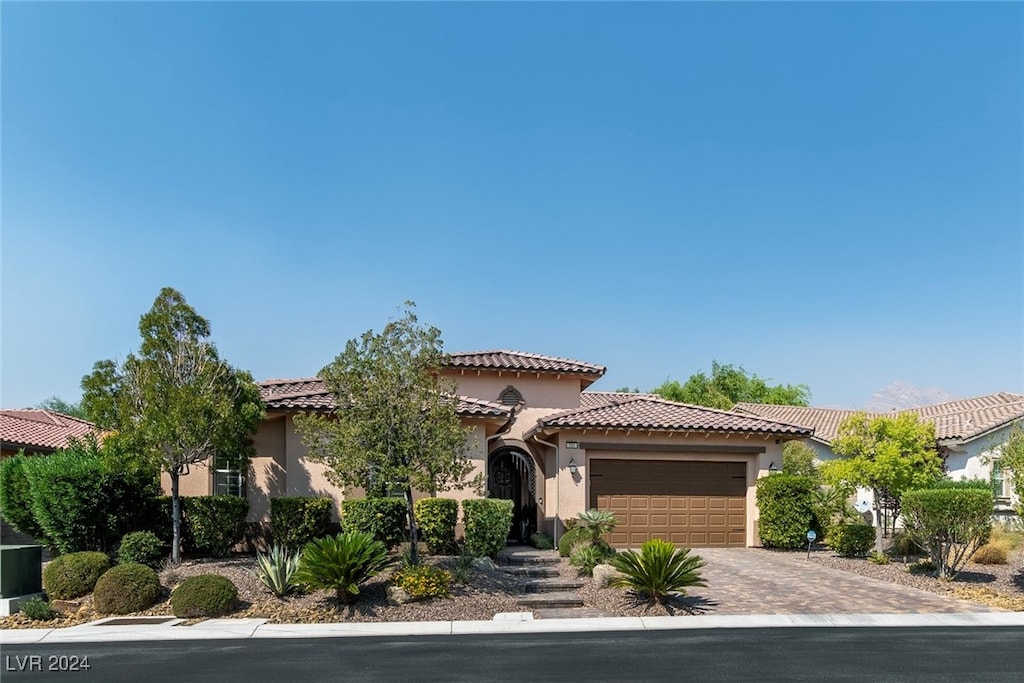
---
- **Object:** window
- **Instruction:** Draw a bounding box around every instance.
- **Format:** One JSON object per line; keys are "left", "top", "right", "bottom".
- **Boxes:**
{"left": 213, "top": 454, "right": 244, "bottom": 497}
{"left": 991, "top": 461, "right": 1007, "bottom": 500}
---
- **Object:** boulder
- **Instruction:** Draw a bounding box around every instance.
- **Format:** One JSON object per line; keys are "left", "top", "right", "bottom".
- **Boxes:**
{"left": 592, "top": 563, "right": 624, "bottom": 589}
{"left": 472, "top": 557, "right": 497, "bottom": 572}
{"left": 386, "top": 585, "right": 413, "bottom": 605}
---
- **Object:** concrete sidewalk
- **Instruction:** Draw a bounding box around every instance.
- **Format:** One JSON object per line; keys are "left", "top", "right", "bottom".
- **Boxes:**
{"left": 4, "top": 612, "right": 1024, "bottom": 644}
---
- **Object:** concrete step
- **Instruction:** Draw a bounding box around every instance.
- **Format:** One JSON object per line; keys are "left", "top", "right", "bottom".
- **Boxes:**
{"left": 501, "top": 566, "right": 560, "bottom": 578}
{"left": 520, "top": 579, "right": 584, "bottom": 593}
{"left": 532, "top": 608, "right": 615, "bottom": 620}
{"left": 499, "top": 554, "right": 561, "bottom": 566}
{"left": 515, "top": 592, "right": 584, "bottom": 609}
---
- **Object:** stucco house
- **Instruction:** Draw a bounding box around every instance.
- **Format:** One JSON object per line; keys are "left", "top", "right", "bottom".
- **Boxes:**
{"left": 734, "top": 392, "right": 1024, "bottom": 517}
{"left": 170, "top": 350, "right": 812, "bottom": 548}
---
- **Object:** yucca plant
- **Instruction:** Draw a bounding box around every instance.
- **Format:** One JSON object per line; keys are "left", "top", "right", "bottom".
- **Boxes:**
{"left": 294, "top": 532, "right": 393, "bottom": 604}
{"left": 251, "top": 544, "right": 302, "bottom": 598}
{"left": 609, "top": 539, "right": 706, "bottom": 604}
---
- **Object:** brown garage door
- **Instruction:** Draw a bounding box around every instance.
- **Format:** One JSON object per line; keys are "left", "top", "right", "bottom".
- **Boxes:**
{"left": 589, "top": 459, "right": 747, "bottom": 548}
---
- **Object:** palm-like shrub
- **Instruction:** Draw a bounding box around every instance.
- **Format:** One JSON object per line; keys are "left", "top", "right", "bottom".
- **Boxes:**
{"left": 295, "top": 532, "right": 393, "bottom": 604}
{"left": 609, "top": 539, "right": 706, "bottom": 604}
{"left": 569, "top": 543, "right": 607, "bottom": 576}
{"left": 577, "top": 509, "right": 617, "bottom": 540}
{"left": 252, "top": 544, "right": 302, "bottom": 598}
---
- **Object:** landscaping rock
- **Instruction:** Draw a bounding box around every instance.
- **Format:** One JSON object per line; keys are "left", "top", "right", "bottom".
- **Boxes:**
{"left": 472, "top": 557, "right": 497, "bottom": 572}
{"left": 592, "top": 564, "right": 623, "bottom": 589}
{"left": 387, "top": 585, "right": 413, "bottom": 605}
{"left": 51, "top": 599, "right": 84, "bottom": 616}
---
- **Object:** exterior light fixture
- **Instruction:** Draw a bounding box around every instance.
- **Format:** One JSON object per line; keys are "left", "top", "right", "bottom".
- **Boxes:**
{"left": 568, "top": 458, "right": 578, "bottom": 475}
{"left": 768, "top": 461, "right": 779, "bottom": 473}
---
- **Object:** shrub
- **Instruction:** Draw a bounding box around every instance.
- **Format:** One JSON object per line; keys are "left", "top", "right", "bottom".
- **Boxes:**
{"left": 576, "top": 509, "right": 617, "bottom": 539}
{"left": 909, "top": 559, "right": 937, "bottom": 575}
{"left": 452, "top": 545, "right": 475, "bottom": 584}
{"left": 610, "top": 539, "right": 707, "bottom": 604}
{"left": 414, "top": 498, "right": 458, "bottom": 555}
{"left": 93, "top": 563, "right": 161, "bottom": 614}
{"left": 118, "top": 531, "right": 164, "bottom": 568}
{"left": 269, "top": 497, "right": 333, "bottom": 552}
{"left": 755, "top": 474, "right": 816, "bottom": 549}
{"left": 342, "top": 498, "right": 407, "bottom": 550}
{"left": 19, "top": 595, "right": 58, "bottom": 621}
{"left": 170, "top": 575, "right": 238, "bottom": 617}
{"left": 972, "top": 543, "right": 1009, "bottom": 565}
{"left": 461, "top": 499, "right": 514, "bottom": 559}
{"left": 184, "top": 496, "right": 249, "bottom": 557}
{"left": 393, "top": 564, "right": 452, "bottom": 600}
{"left": 252, "top": 544, "right": 302, "bottom": 598}
{"left": 42, "top": 551, "right": 111, "bottom": 600}
{"left": 901, "top": 487, "right": 993, "bottom": 579}
{"left": 889, "top": 531, "right": 922, "bottom": 557}
{"left": 295, "top": 532, "right": 393, "bottom": 604}
{"left": 868, "top": 551, "right": 890, "bottom": 565}
{"left": 0, "top": 453, "right": 51, "bottom": 546}
{"left": 569, "top": 542, "right": 615, "bottom": 577}
{"left": 810, "top": 485, "right": 859, "bottom": 538}
{"left": 530, "top": 532, "right": 554, "bottom": 550}
{"left": 558, "top": 526, "right": 591, "bottom": 557}
{"left": 827, "top": 524, "right": 875, "bottom": 558}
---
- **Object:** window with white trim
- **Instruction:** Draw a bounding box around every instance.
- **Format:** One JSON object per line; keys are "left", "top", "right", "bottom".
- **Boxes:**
{"left": 991, "top": 461, "right": 1008, "bottom": 500}
{"left": 213, "top": 454, "right": 244, "bottom": 497}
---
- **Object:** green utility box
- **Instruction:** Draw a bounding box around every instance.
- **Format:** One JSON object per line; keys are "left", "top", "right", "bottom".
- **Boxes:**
{"left": 0, "top": 545, "right": 43, "bottom": 598}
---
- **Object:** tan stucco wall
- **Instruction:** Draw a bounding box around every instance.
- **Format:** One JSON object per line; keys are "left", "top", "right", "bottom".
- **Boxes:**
{"left": 446, "top": 372, "right": 584, "bottom": 411}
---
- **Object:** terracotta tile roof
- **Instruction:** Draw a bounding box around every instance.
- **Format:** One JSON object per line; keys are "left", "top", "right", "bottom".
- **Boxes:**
{"left": 529, "top": 395, "right": 813, "bottom": 437}
{"left": 259, "top": 378, "right": 510, "bottom": 418}
{"left": 446, "top": 351, "right": 606, "bottom": 379}
{"left": 735, "top": 392, "right": 1024, "bottom": 444}
{"left": 733, "top": 404, "right": 866, "bottom": 444}
{"left": 580, "top": 391, "right": 659, "bottom": 408}
{"left": 0, "top": 410, "right": 98, "bottom": 452}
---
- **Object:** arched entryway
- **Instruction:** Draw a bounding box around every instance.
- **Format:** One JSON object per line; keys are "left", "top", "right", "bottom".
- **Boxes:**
{"left": 487, "top": 447, "right": 537, "bottom": 543}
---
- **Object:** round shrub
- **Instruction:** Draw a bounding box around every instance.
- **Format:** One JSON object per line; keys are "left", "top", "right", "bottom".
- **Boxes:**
{"left": 461, "top": 499, "right": 514, "bottom": 559}
{"left": 558, "top": 526, "right": 590, "bottom": 557}
{"left": 93, "top": 563, "right": 161, "bottom": 614}
{"left": 170, "top": 574, "right": 238, "bottom": 617}
{"left": 118, "top": 531, "right": 165, "bottom": 568}
{"left": 393, "top": 564, "right": 452, "bottom": 600}
{"left": 19, "top": 596, "right": 58, "bottom": 621}
{"left": 414, "top": 498, "right": 458, "bottom": 555}
{"left": 972, "top": 543, "right": 1009, "bottom": 565}
{"left": 43, "top": 551, "right": 111, "bottom": 600}
{"left": 826, "top": 524, "right": 875, "bottom": 558}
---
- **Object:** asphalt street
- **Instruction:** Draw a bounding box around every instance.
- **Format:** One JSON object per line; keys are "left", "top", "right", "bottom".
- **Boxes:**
{"left": 3, "top": 627, "right": 1023, "bottom": 682}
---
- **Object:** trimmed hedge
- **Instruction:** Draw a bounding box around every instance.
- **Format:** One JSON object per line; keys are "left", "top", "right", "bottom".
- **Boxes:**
{"left": 118, "top": 531, "right": 164, "bottom": 568}
{"left": 42, "top": 551, "right": 111, "bottom": 600}
{"left": 462, "top": 499, "right": 514, "bottom": 559}
{"left": 755, "top": 474, "right": 816, "bottom": 549}
{"left": 901, "top": 487, "right": 993, "bottom": 579}
{"left": 341, "top": 498, "right": 407, "bottom": 550}
{"left": 171, "top": 574, "right": 238, "bottom": 618}
{"left": 0, "top": 454, "right": 51, "bottom": 546}
{"left": 155, "top": 496, "right": 248, "bottom": 557}
{"left": 414, "top": 498, "right": 458, "bottom": 555}
{"left": 270, "top": 497, "right": 333, "bottom": 551}
{"left": 827, "top": 524, "right": 875, "bottom": 557}
{"left": 93, "top": 563, "right": 161, "bottom": 614}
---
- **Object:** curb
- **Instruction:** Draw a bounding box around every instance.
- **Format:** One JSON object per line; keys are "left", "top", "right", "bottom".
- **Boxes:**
{"left": 4, "top": 612, "right": 1024, "bottom": 644}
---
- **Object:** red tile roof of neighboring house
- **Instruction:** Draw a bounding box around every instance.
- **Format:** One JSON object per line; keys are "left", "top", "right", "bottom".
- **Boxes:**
{"left": 446, "top": 351, "right": 606, "bottom": 381}
{"left": 580, "top": 391, "right": 660, "bottom": 408}
{"left": 528, "top": 395, "right": 813, "bottom": 438}
{"left": 0, "top": 410, "right": 98, "bottom": 452}
{"left": 259, "top": 378, "right": 511, "bottom": 418}
{"left": 735, "top": 392, "right": 1024, "bottom": 445}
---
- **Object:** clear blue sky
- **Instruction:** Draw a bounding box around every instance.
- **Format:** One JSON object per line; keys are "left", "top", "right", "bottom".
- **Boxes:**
{"left": 2, "top": 2, "right": 1022, "bottom": 411}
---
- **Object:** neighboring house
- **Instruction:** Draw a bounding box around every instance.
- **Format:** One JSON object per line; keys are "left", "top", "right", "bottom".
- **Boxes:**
{"left": 0, "top": 409, "right": 98, "bottom": 458}
{"left": 734, "top": 392, "right": 1024, "bottom": 516}
{"left": 170, "top": 350, "right": 811, "bottom": 548}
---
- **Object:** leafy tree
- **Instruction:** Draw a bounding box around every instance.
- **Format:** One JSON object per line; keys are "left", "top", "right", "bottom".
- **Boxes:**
{"left": 782, "top": 441, "right": 821, "bottom": 481}
{"left": 652, "top": 361, "right": 810, "bottom": 409}
{"left": 81, "top": 287, "right": 264, "bottom": 563}
{"left": 821, "top": 412, "right": 942, "bottom": 552}
{"left": 294, "top": 303, "right": 479, "bottom": 566}
{"left": 614, "top": 386, "right": 640, "bottom": 393}
{"left": 991, "top": 422, "right": 1024, "bottom": 515}
{"left": 36, "top": 396, "right": 88, "bottom": 420}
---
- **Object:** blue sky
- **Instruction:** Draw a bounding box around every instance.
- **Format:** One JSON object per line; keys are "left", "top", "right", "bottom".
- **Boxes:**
{"left": 2, "top": 2, "right": 1022, "bottom": 411}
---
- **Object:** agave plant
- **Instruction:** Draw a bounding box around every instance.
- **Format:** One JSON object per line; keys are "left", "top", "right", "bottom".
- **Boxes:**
{"left": 294, "top": 532, "right": 393, "bottom": 604}
{"left": 609, "top": 539, "right": 706, "bottom": 604}
{"left": 251, "top": 544, "right": 301, "bottom": 598}
{"left": 576, "top": 508, "right": 617, "bottom": 541}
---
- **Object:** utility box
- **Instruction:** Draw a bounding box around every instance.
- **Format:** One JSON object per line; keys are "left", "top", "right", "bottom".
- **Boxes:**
{"left": 0, "top": 545, "right": 43, "bottom": 598}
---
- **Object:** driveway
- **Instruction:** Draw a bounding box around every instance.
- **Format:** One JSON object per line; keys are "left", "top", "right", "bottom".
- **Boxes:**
{"left": 692, "top": 548, "right": 996, "bottom": 614}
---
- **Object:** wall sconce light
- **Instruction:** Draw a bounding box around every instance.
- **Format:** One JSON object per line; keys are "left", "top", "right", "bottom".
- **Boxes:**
{"left": 568, "top": 458, "right": 578, "bottom": 475}
{"left": 768, "top": 461, "right": 779, "bottom": 473}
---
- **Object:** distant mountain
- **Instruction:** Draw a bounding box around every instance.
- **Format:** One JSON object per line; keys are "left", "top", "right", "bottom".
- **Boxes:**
{"left": 863, "top": 381, "right": 957, "bottom": 412}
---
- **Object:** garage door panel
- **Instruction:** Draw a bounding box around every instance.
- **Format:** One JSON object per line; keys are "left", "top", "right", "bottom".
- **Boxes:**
{"left": 590, "top": 459, "right": 747, "bottom": 548}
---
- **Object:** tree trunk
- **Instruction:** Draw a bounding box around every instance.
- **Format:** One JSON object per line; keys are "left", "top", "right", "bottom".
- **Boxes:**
{"left": 872, "top": 490, "right": 884, "bottom": 555}
{"left": 405, "top": 487, "right": 419, "bottom": 566}
{"left": 171, "top": 468, "right": 182, "bottom": 564}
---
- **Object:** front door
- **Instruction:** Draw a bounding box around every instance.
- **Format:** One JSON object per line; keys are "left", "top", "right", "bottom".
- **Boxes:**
{"left": 487, "top": 448, "right": 537, "bottom": 543}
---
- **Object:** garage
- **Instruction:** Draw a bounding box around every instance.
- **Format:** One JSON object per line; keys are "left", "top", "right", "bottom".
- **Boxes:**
{"left": 589, "top": 459, "right": 747, "bottom": 548}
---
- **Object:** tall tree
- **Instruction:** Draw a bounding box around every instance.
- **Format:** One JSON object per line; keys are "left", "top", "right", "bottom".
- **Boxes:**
{"left": 81, "top": 288, "right": 264, "bottom": 563}
{"left": 294, "top": 303, "right": 478, "bottom": 566}
{"left": 36, "top": 396, "right": 89, "bottom": 420}
{"left": 821, "top": 412, "right": 942, "bottom": 551}
{"left": 652, "top": 361, "right": 810, "bottom": 409}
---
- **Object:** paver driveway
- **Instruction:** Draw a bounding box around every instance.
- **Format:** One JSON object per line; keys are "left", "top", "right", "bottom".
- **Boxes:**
{"left": 690, "top": 549, "right": 996, "bottom": 614}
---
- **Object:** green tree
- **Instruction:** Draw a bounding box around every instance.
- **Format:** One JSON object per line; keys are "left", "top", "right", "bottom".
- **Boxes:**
{"left": 81, "top": 287, "right": 264, "bottom": 563}
{"left": 782, "top": 441, "right": 821, "bottom": 481}
{"left": 993, "top": 421, "right": 1024, "bottom": 515}
{"left": 652, "top": 361, "right": 810, "bottom": 409}
{"left": 294, "top": 303, "right": 478, "bottom": 566}
{"left": 36, "top": 397, "right": 88, "bottom": 420}
{"left": 821, "top": 412, "right": 943, "bottom": 552}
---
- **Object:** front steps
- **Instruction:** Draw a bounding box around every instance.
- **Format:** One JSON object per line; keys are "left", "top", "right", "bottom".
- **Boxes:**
{"left": 498, "top": 546, "right": 611, "bottom": 619}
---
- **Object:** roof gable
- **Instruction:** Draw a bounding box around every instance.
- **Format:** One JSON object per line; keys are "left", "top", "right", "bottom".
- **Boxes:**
{"left": 446, "top": 350, "right": 606, "bottom": 387}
